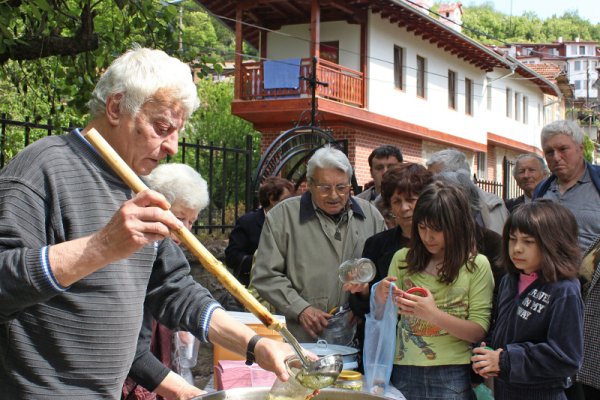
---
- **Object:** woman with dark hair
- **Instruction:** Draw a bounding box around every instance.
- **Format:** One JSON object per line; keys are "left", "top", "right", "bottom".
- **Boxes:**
{"left": 472, "top": 201, "right": 583, "bottom": 400}
{"left": 225, "top": 176, "right": 294, "bottom": 286}
{"left": 365, "top": 163, "right": 434, "bottom": 280}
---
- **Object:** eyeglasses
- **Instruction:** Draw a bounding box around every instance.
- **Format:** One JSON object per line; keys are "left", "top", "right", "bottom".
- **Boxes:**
{"left": 312, "top": 183, "right": 352, "bottom": 195}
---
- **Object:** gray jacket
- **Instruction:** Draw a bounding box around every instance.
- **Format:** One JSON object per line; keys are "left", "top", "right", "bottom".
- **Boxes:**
{"left": 251, "top": 192, "right": 385, "bottom": 342}
{"left": 478, "top": 188, "right": 509, "bottom": 235}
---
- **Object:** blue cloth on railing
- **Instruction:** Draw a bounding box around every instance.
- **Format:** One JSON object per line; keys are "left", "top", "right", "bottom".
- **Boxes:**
{"left": 263, "top": 58, "right": 301, "bottom": 89}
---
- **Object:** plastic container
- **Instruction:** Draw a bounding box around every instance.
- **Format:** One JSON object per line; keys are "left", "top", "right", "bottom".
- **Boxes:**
{"left": 333, "top": 370, "right": 363, "bottom": 391}
{"left": 319, "top": 307, "right": 357, "bottom": 346}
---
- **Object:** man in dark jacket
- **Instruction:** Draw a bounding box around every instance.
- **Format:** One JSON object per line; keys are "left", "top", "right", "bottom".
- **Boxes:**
{"left": 532, "top": 120, "right": 600, "bottom": 251}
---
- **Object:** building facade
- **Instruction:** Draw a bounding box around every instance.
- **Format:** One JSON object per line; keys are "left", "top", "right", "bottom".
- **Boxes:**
{"left": 196, "top": 0, "right": 563, "bottom": 188}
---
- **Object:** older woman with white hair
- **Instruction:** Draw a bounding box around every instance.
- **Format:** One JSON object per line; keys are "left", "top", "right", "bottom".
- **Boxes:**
{"left": 123, "top": 163, "right": 209, "bottom": 400}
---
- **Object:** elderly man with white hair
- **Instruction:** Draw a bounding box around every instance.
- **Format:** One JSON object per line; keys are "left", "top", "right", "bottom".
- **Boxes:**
{"left": 252, "top": 145, "right": 386, "bottom": 343}
{"left": 0, "top": 47, "right": 293, "bottom": 399}
{"left": 533, "top": 120, "right": 600, "bottom": 251}
{"left": 504, "top": 153, "right": 549, "bottom": 213}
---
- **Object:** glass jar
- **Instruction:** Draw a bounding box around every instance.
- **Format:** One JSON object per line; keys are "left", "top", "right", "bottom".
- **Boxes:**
{"left": 338, "top": 258, "right": 376, "bottom": 284}
{"left": 267, "top": 356, "right": 314, "bottom": 400}
{"left": 333, "top": 370, "right": 363, "bottom": 391}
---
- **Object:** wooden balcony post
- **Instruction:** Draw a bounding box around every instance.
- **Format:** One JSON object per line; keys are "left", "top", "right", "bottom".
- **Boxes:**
{"left": 234, "top": 6, "right": 243, "bottom": 100}
{"left": 360, "top": 20, "right": 367, "bottom": 108}
{"left": 310, "top": 0, "right": 320, "bottom": 59}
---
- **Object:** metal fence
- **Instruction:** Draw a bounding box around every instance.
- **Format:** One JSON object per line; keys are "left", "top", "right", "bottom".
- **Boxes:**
{"left": 473, "top": 156, "right": 522, "bottom": 200}
{"left": 2, "top": 115, "right": 526, "bottom": 234}
{"left": 0, "top": 114, "right": 253, "bottom": 234}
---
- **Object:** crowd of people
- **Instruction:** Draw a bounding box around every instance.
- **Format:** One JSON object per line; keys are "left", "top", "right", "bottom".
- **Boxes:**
{"left": 0, "top": 46, "right": 598, "bottom": 400}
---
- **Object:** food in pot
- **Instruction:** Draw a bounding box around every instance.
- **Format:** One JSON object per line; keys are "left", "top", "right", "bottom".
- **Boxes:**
{"left": 296, "top": 370, "right": 337, "bottom": 389}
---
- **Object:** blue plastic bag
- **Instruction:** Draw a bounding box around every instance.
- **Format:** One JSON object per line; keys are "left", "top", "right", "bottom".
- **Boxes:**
{"left": 363, "top": 281, "right": 398, "bottom": 395}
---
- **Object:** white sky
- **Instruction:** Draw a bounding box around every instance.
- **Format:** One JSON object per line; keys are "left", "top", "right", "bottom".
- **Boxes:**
{"left": 464, "top": 0, "right": 600, "bottom": 24}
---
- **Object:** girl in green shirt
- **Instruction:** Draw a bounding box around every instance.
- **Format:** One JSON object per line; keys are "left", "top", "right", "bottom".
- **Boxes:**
{"left": 374, "top": 181, "right": 494, "bottom": 400}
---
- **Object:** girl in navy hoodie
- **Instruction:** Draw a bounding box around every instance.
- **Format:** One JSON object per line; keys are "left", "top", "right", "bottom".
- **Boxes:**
{"left": 472, "top": 200, "right": 584, "bottom": 400}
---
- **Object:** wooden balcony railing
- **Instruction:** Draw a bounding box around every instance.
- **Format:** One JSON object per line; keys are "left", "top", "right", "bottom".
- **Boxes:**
{"left": 238, "top": 57, "right": 364, "bottom": 108}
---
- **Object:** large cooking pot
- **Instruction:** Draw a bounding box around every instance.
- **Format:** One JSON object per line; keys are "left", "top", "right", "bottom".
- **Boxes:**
{"left": 301, "top": 340, "right": 359, "bottom": 370}
{"left": 196, "top": 387, "right": 389, "bottom": 399}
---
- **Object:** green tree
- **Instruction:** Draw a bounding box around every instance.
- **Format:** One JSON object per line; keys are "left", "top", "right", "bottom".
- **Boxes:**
{"left": 459, "top": 3, "right": 600, "bottom": 44}
{"left": 584, "top": 135, "right": 595, "bottom": 163}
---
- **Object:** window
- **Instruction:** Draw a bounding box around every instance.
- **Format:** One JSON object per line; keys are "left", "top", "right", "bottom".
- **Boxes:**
{"left": 320, "top": 41, "right": 339, "bottom": 64}
{"left": 523, "top": 96, "right": 528, "bottom": 124}
{"left": 579, "top": 45, "right": 586, "bottom": 55}
{"left": 575, "top": 80, "right": 582, "bottom": 90}
{"left": 394, "top": 45, "right": 404, "bottom": 90}
{"left": 515, "top": 92, "right": 521, "bottom": 121}
{"left": 448, "top": 70, "right": 457, "bottom": 109}
{"left": 477, "top": 152, "right": 487, "bottom": 179}
{"left": 575, "top": 60, "right": 581, "bottom": 71}
{"left": 486, "top": 84, "right": 492, "bottom": 111}
{"left": 319, "top": 40, "right": 340, "bottom": 64}
{"left": 416, "top": 55, "right": 426, "bottom": 98}
{"left": 506, "top": 88, "right": 513, "bottom": 118}
{"left": 465, "top": 77, "right": 473, "bottom": 115}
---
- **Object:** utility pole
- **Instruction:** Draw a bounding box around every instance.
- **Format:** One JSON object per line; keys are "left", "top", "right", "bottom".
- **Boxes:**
{"left": 587, "top": 59, "right": 590, "bottom": 109}
{"left": 164, "top": 0, "right": 184, "bottom": 55}
{"left": 177, "top": 4, "right": 183, "bottom": 54}
{"left": 300, "top": 57, "right": 328, "bottom": 127}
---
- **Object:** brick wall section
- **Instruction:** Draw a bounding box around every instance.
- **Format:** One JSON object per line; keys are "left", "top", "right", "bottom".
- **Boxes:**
{"left": 259, "top": 125, "right": 423, "bottom": 187}
{"left": 487, "top": 143, "right": 497, "bottom": 179}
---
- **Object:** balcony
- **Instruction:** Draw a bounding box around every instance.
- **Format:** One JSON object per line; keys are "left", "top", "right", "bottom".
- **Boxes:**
{"left": 237, "top": 58, "right": 364, "bottom": 109}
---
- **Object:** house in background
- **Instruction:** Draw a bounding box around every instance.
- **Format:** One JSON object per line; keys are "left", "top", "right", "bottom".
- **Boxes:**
{"left": 508, "top": 38, "right": 599, "bottom": 103}
{"left": 195, "top": 0, "right": 562, "bottom": 188}
{"left": 527, "top": 63, "right": 575, "bottom": 124}
{"left": 500, "top": 38, "right": 600, "bottom": 142}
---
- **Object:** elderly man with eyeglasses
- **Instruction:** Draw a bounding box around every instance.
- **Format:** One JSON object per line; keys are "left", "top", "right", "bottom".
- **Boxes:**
{"left": 251, "top": 145, "right": 386, "bottom": 343}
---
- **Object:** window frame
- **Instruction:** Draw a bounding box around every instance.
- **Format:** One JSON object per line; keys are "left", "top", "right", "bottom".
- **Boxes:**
{"left": 465, "top": 77, "right": 473, "bottom": 115}
{"left": 448, "top": 70, "right": 457, "bottom": 110}
{"left": 393, "top": 45, "right": 405, "bottom": 90}
{"left": 416, "top": 55, "right": 426, "bottom": 99}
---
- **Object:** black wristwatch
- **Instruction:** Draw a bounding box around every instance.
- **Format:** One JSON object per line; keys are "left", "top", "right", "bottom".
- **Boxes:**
{"left": 245, "top": 334, "right": 263, "bottom": 366}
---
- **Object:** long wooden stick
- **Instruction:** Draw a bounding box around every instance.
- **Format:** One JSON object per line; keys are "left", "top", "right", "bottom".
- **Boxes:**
{"left": 84, "top": 128, "right": 282, "bottom": 331}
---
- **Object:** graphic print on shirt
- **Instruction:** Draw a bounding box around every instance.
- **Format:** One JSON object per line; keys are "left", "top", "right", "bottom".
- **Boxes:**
{"left": 397, "top": 279, "right": 468, "bottom": 361}
{"left": 517, "top": 288, "right": 550, "bottom": 320}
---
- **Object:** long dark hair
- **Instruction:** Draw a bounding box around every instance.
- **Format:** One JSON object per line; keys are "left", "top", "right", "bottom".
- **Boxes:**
{"left": 406, "top": 181, "right": 477, "bottom": 284}
{"left": 500, "top": 200, "right": 580, "bottom": 282}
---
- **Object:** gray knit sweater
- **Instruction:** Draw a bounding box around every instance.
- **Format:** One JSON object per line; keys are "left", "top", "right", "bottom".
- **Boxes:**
{"left": 0, "top": 131, "right": 220, "bottom": 399}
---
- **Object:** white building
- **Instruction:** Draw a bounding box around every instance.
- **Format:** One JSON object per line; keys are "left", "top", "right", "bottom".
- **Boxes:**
{"left": 197, "top": 0, "right": 563, "bottom": 186}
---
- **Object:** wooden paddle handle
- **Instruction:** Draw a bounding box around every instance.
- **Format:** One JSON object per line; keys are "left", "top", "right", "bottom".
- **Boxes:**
{"left": 83, "top": 128, "right": 282, "bottom": 331}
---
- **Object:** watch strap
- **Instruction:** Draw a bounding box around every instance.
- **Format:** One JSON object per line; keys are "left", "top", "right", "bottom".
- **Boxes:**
{"left": 245, "top": 334, "right": 263, "bottom": 366}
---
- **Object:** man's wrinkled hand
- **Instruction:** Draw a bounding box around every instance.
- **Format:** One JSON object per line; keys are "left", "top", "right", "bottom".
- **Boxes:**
{"left": 298, "top": 306, "right": 331, "bottom": 339}
{"left": 92, "top": 189, "right": 183, "bottom": 262}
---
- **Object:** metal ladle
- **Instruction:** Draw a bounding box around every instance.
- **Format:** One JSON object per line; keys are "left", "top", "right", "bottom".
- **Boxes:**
{"left": 83, "top": 128, "right": 342, "bottom": 385}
